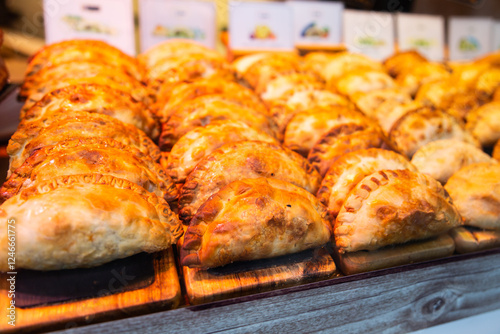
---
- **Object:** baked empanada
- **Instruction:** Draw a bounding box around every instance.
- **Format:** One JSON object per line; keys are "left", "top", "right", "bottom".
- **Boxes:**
{"left": 0, "top": 174, "right": 182, "bottom": 271}
{"left": 269, "top": 89, "right": 350, "bottom": 134}
{"left": 323, "top": 52, "right": 383, "bottom": 82}
{"left": 1, "top": 138, "right": 177, "bottom": 202}
{"left": 178, "top": 141, "right": 321, "bottom": 223}
{"left": 466, "top": 101, "right": 500, "bottom": 147}
{"left": 411, "top": 139, "right": 495, "bottom": 184}
{"left": 138, "top": 39, "right": 219, "bottom": 71}
{"left": 383, "top": 50, "right": 428, "bottom": 78}
{"left": 20, "top": 61, "right": 146, "bottom": 100}
{"left": 231, "top": 53, "right": 270, "bottom": 75}
{"left": 331, "top": 69, "right": 395, "bottom": 100}
{"left": 371, "top": 100, "right": 422, "bottom": 135}
{"left": 352, "top": 88, "right": 411, "bottom": 116}
{"left": 155, "top": 78, "right": 266, "bottom": 118}
{"left": 21, "top": 84, "right": 159, "bottom": 139}
{"left": 7, "top": 113, "right": 160, "bottom": 174}
{"left": 180, "top": 177, "right": 332, "bottom": 268}
{"left": 283, "top": 106, "right": 368, "bottom": 157}
{"left": 389, "top": 107, "right": 479, "bottom": 158}
{"left": 396, "top": 62, "right": 450, "bottom": 96}
{"left": 159, "top": 96, "right": 279, "bottom": 151}
{"left": 308, "top": 122, "right": 396, "bottom": 177}
{"left": 302, "top": 52, "right": 338, "bottom": 80}
{"left": 242, "top": 53, "right": 302, "bottom": 91}
{"left": 259, "top": 72, "right": 323, "bottom": 102}
{"left": 167, "top": 121, "right": 278, "bottom": 183}
{"left": 474, "top": 67, "right": 500, "bottom": 100}
{"left": 317, "top": 148, "right": 417, "bottom": 218}
{"left": 335, "top": 169, "right": 462, "bottom": 253}
{"left": 414, "top": 79, "right": 458, "bottom": 108}
{"left": 445, "top": 162, "right": 500, "bottom": 230}
{"left": 25, "top": 39, "right": 145, "bottom": 81}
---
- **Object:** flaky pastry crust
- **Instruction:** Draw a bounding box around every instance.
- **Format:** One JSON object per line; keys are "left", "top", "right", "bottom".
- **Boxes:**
{"left": 323, "top": 52, "right": 383, "bottom": 82}
{"left": 353, "top": 88, "right": 411, "bottom": 116}
{"left": 0, "top": 174, "right": 182, "bottom": 271}
{"left": 178, "top": 140, "right": 321, "bottom": 223}
{"left": 180, "top": 177, "right": 332, "bottom": 268}
{"left": 465, "top": 101, "right": 500, "bottom": 147}
{"left": 396, "top": 62, "right": 450, "bottom": 96}
{"left": 331, "top": 69, "right": 395, "bottom": 100}
{"left": 317, "top": 148, "right": 417, "bottom": 218}
{"left": 259, "top": 72, "right": 324, "bottom": 101}
{"left": 335, "top": 169, "right": 462, "bottom": 253}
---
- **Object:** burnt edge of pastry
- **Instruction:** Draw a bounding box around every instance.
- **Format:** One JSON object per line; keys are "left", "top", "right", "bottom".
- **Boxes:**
{"left": 177, "top": 140, "right": 321, "bottom": 224}
{"left": 19, "top": 173, "right": 183, "bottom": 243}
{"left": 1, "top": 138, "right": 177, "bottom": 203}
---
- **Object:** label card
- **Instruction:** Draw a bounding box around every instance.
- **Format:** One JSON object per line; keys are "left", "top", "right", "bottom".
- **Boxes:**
{"left": 448, "top": 17, "right": 493, "bottom": 61}
{"left": 43, "top": 0, "right": 135, "bottom": 55}
{"left": 343, "top": 9, "right": 395, "bottom": 61}
{"left": 288, "top": 1, "right": 343, "bottom": 48}
{"left": 492, "top": 20, "right": 500, "bottom": 51}
{"left": 229, "top": 1, "right": 294, "bottom": 52}
{"left": 139, "top": 0, "right": 216, "bottom": 52}
{"left": 396, "top": 13, "right": 445, "bottom": 62}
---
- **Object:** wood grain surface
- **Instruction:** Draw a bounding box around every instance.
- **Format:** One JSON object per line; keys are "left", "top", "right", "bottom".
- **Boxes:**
{"left": 0, "top": 248, "right": 181, "bottom": 333}
{"left": 54, "top": 249, "right": 500, "bottom": 334}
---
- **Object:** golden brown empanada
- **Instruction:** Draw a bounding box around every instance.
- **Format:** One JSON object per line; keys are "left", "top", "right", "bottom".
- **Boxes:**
{"left": 474, "top": 67, "right": 500, "bottom": 100}
{"left": 7, "top": 113, "right": 160, "bottom": 174}
{"left": 155, "top": 78, "right": 267, "bottom": 118}
{"left": 411, "top": 139, "right": 495, "bottom": 184}
{"left": 180, "top": 177, "right": 332, "bottom": 268}
{"left": 269, "top": 89, "right": 350, "bottom": 134}
{"left": 352, "top": 88, "right": 411, "bottom": 116}
{"left": 0, "top": 174, "right": 182, "bottom": 271}
{"left": 231, "top": 53, "right": 270, "bottom": 75}
{"left": 445, "top": 91, "right": 484, "bottom": 122}
{"left": 20, "top": 61, "right": 146, "bottom": 100}
{"left": 494, "top": 139, "right": 500, "bottom": 161}
{"left": 317, "top": 148, "right": 417, "bottom": 218}
{"left": 335, "top": 169, "right": 462, "bottom": 253}
{"left": 445, "top": 162, "right": 500, "bottom": 230}
{"left": 389, "top": 107, "right": 479, "bottom": 158}
{"left": 383, "top": 50, "right": 428, "bottom": 78}
{"left": 138, "top": 39, "right": 219, "bottom": 71}
{"left": 1, "top": 138, "right": 177, "bottom": 203}
{"left": 466, "top": 101, "right": 500, "bottom": 147}
{"left": 448, "top": 61, "right": 490, "bottom": 90}
{"left": 178, "top": 141, "right": 321, "bottom": 223}
{"left": 414, "top": 79, "right": 458, "bottom": 108}
{"left": 302, "top": 52, "right": 338, "bottom": 80}
{"left": 167, "top": 121, "right": 278, "bottom": 183}
{"left": 331, "top": 69, "right": 395, "bottom": 100}
{"left": 159, "top": 96, "right": 279, "bottom": 151}
{"left": 25, "top": 39, "right": 145, "bottom": 81}
{"left": 308, "top": 122, "right": 396, "bottom": 177}
{"left": 259, "top": 72, "right": 323, "bottom": 102}
{"left": 396, "top": 62, "right": 450, "bottom": 96}
{"left": 371, "top": 100, "right": 422, "bottom": 135}
{"left": 323, "top": 52, "right": 383, "bottom": 82}
{"left": 283, "top": 106, "right": 368, "bottom": 157}
{"left": 21, "top": 84, "right": 159, "bottom": 139}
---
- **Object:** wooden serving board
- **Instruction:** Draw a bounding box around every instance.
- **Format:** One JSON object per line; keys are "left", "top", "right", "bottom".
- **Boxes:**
{"left": 0, "top": 248, "right": 181, "bottom": 333}
{"left": 182, "top": 246, "right": 340, "bottom": 305}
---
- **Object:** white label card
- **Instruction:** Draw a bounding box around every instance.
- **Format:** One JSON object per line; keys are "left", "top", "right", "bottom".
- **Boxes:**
{"left": 396, "top": 13, "right": 445, "bottom": 62}
{"left": 139, "top": 0, "right": 216, "bottom": 52}
{"left": 448, "top": 17, "right": 493, "bottom": 61}
{"left": 343, "top": 9, "right": 395, "bottom": 61}
{"left": 494, "top": 21, "right": 500, "bottom": 51}
{"left": 43, "top": 0, "right": 135, "bottom": 55}
{"left": 288, "top": 1, "right": 343, "bottom": 47}
{"left": 229, "top": 1, "right": 294, "bottom": 52}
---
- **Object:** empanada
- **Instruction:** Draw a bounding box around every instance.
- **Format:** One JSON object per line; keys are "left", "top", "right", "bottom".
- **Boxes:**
{"left": 302, "top": 52, "right": 338, "bottom": 80}
{"left": 7, "top": 113, "right": 160, "bottom": 174}
{"left": 323, "top": 52, "right": 383, "bottom": 82}
{"left": 283, "top": 106, "right": 368, "bottom": 157}
{"left": 231, "top": 53, "right": 270, "bottom": 75}
{"left": 389, "top": 106, "right": 479, "bottom": 158}
{"left": 167, "top": 121, "right": 278, "bottom": 183}
{"left": 20, "top": 61, "right": 146, "bottom": 100}
{"left": 445, "top": 162, "right": 500, "bottom": 230}
{"left": 335, "top": 169, "right": 462, "bottom": 253}
{"left": 308, "top": 122, "right": 396, "bottom": 177}
{"left": 414, "top": 78, "right": 458, "bottom": 108}
{"left": 474, "top": 67, "right": 500, "bottom": 99}
{"left": 371, "top": 100, "right": 422, "bottom": 135}
{"left": 317, "top": 148, "right": 417, "bottom": 218}
{"left": 396, "top": 62, "right": 450, "bottom": 96}
{"left": 1, "top": 138, "right": 177, "bottom": 202}
{"left": 466, "top": 101, "right": 500, "bottom": 147}
{"left": 331, "top": 69, "right": 395, "bottom": 100}
{"left": 383, "top": 50, "right": 427, "bottom": 78}
{"left": 269, "top": 89, "right": 350, "bottom": 134}
{"left": 21, "top": 84, "right": 159, "bottom": 139}
{"left": 178, "top": 140, "right": 321, "bottom": 223}
{"left": 155, "top": 78, "right": 267, "bottom": 118}
{"left": 159, "top": 96, "right": 279, "bottom": 151}
{"left": 0, "top": 174, "right": 182, "bottom": 271}
{"left": 138, "top": 39, "right": 219, "bottom": 71}
{"left": 411, "top": 139, "right": 495, "bottom": 184}
{"left": 25, "top": 39, "right": 145, "bottom": 81}
{"left": 260, "top": 72, "right": 323, "bottom": 102}
{"left": 352, "top": 88, "right": 411, "bottom": 116}
{"left": 180, "top": 177, "right": 332, "bottom": 268}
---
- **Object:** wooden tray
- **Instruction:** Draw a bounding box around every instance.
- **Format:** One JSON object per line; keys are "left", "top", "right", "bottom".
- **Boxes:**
{"left": 0, "top": 248, "right": 181, "bottom": 333}
{"left": 182, "top": 246, "right": 340, "bottom": 305}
